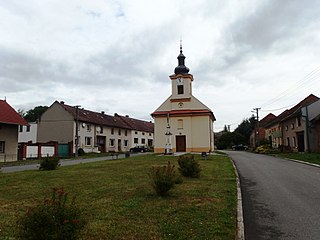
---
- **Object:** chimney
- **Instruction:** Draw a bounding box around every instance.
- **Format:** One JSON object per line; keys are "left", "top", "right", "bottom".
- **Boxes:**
{"left": 114, "top": 113, "right": 119, "bottom": 117}
{"left": 125, "top": 115, "right": 129, "bottom": 117}
{"left": 60, "top": 101, "right": 65, "bottom": 104}
{"left": 101, "top": 111, "right": 105, "bottom": 114}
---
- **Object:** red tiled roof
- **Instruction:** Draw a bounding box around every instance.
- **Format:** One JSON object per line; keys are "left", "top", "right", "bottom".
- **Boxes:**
{"left": 279, "top": 94, "right": 319, "bottom": 122}
{"left": 115, "top": 114, "right": 154, "bottom": 133}
{"left": 259, "top": 113, "right": 276, "bottom": 127}
{"left": 0, "top": 100, "right": 28, "bottom": 125}
{"left": 58, "top": 101, "right": 153, "bottom": 131}
{"left": 265, "top": 94, "right": 319, "bottom": 127}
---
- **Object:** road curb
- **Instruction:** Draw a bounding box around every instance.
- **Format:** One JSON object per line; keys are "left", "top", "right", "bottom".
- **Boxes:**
{"left": 282, "top": 158, "right": 320, "bottom": 168}
{"left": 230, "top": 157, "right": 245, "bottom": 240}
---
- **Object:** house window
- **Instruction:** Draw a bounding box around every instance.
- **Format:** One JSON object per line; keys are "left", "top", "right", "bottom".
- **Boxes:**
{"left": 293, "top": 137, "right": 296, "bottom": 147}
{"left": 111, "top": 128, "right": 114, "bottom": 135}
{"left": 135, "top": 131, "right": 138, "bottom": 134}
{"left": 86, "top": 124, "right": 91, "bottom": 132}
{"left": 0, "top": 141, "right": 5, "bottom": 153}
{"left": 142, "top": 132, "right": 145, "bottom": 135}
{"left": 177, "top": 85, "right": 184, "bottom": 94}
{"left": 287, "top": 137, "right": 290, "bottom": 147}
{"left": 149, "top": 133, "right": 151, "bottom": 136}
{"left": 85, "top": 137, "right": 92, "bottom": 146}
{"left": 291, "top": 123, "right": 295, "bottom": 129}
{"left": 177, "top": 119, "right": 183, "bottom": 129}
{"left": 285, "top": 126, "right": 288, "bottom": 131}
{"left": 99, "top": 126, "right": 103, "bottom": 134}
{"left": 19, "top": 125, "right": 23, "bottom": 132}
{"left": 141, "top": 139, "right": 146, "bottom": 144}
{"left": 118, "top": 129, "right": 121, "bottom": 135}
{"left": 134, "top": 138, "right": 138, "bottom": 144}
{"left": 26, "top": 125, "right": 31, "bottom": 132}
{"left": 124, "top": 140, "right": 128, "bottom": 147}
{"left": 297, "top": 117, "right": 301, "bottom": 126}
{"left": 110, "top": 139, "right": 115, "bottom": 147}
{"left": 125, "top": 130, "right": 128, "bottom": 136}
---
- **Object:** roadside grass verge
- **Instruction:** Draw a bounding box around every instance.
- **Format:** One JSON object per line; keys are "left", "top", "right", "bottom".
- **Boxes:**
{"left": 0, "top": 154, "right": 236, "bottom": 240}
{"left": 277, "top": 152, "right": 320, "bottom": 165}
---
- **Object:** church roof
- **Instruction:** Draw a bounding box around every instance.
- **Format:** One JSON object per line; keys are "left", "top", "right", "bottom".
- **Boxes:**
{"left": 174, "top": 44, "right": 190, "bottom": 75}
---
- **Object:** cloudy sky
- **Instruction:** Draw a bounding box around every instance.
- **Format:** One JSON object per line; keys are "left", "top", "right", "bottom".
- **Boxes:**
{"left": 1, "top": 0, "right": 320, "bottom": 131}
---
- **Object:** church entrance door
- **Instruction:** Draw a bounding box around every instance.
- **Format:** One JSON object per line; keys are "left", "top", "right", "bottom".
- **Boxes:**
{"left": 176, "top": 135, "right": 186, "bottom": 152}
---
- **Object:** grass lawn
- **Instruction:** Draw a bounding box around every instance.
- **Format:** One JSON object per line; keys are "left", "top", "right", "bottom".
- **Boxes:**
{"left": 0, "top": 154, "right": 236, "bottom": 240}
{"left": 277, "top": 152, "right": 320, "bottom": 165}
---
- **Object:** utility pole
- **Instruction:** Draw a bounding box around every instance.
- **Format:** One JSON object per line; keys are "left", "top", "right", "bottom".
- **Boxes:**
{"left": 305, "top": 105, "right": 310, "bottom": 152}
{"left": 75, "top": 105, "right": 81, "bottom": 158}
{"left": 253, "top": 108, "right": 261, "bottom": 147}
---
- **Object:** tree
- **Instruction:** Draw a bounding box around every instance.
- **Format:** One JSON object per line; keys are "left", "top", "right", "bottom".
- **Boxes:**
{"left": 24, "top": 106, "right": 49, "bottom": 122}
{"left": 234, "top": 117, "right": 256, "bottom": 144}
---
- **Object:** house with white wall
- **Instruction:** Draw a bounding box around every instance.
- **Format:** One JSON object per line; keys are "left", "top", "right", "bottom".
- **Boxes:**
{"left": 37, "top": 101, "right": 154, "bottom": 156}
{"left": 0, "top": 100, "right": 28, "bottom": 162}
{"left": 18, "top": 122, "right": 38, "bottom": 143}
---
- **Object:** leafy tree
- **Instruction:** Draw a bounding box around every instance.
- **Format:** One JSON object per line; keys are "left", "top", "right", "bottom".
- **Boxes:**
{"left": 24, "top": 106, "right": 48, "bottom": 122}
{"left": 215, "top": 131, "right": 245, "bottom": 150}
{"left": 234, "top": 117, "right": 256, "bottom": 144}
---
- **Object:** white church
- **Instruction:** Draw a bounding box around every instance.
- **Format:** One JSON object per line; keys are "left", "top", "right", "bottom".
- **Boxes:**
{"left": 151, "top": 45, "right": 215, "bottom": 153}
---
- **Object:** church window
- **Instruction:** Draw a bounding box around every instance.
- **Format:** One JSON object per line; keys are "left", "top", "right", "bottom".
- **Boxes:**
{"left": 177, "top": 85, "right": 184, "bottom": 94}
{"left": 177, "top": 119, "right": 183, "bottom": 129}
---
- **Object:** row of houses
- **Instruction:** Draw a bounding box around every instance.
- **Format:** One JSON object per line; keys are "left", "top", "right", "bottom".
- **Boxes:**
{"left": 1, "top": 100, "right": 154, "bottom": 162}
{"left": 251, "top": 94, "right": 320, "bottom": 152}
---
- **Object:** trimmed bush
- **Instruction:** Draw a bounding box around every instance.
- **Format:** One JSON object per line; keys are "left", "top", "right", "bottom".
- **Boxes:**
{"left": 77, "top": 148, "right": 85, "bottom": 156}
{"left": 18, "top": 187, "right": 86, "bottom": 240}
{"left": 39, "top": 157, "right": 60, "bottom": 170}
{"left": 149, "top": 162, "right": 177, "bottom": 196}
{"left": 177, "top": 155, "right": 201, "bottom": 178}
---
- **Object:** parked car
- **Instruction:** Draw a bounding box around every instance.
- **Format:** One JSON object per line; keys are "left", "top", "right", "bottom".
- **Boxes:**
{"left": 129, "top": 146, "right": 147, "bottom": 153}
{"left": 232, "top": 144, "right": 248, "bottom": 151}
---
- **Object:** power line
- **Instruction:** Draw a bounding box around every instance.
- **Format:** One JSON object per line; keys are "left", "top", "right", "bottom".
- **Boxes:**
{"left": 260, "top": 103, "right": 295, "bottom": 112}
{"left": 259, "top": 65, "right": 320, "bottom": 108}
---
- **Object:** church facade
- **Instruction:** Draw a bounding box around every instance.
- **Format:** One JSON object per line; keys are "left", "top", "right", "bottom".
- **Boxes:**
{"left": 151, "top": 46, "right": 215, "bottom": 153}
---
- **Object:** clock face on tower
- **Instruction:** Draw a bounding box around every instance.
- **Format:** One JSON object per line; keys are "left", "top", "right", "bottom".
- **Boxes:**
{"left": 176, "top": 77, "right": 184, "bottom": 85}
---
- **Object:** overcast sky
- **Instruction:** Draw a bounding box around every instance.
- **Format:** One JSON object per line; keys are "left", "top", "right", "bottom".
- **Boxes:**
{"left": 1, "top": 0, "right": 320, "bottom": 131}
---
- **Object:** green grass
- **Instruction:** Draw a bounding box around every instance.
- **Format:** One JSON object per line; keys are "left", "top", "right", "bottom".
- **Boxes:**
{"left": 0, "top": 154, "right": 236, "bottom": 240}
{"left": 277, "top": 152, "right": 320, "bottom": 165}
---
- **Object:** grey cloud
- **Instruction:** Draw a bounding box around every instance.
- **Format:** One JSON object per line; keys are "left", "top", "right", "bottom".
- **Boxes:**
{"left": 230, "top": 0, "right": 320, "bottom": 51}
{"left": 0, "top": 48, "right": 70, "bottom": 93}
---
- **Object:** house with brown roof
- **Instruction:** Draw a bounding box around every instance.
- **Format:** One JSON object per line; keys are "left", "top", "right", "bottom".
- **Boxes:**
{"left": 37, "top": 101, "right": 154, "bottom": 156}
{"left": 250, "top": 113, "right": 276, "bottom": 148}
{"left": 265, "top": 94, "right": 319, "bottom": 152}
{"left": 280, "top": 94, "right": 319, "bottom": 152}
{"left": 0, "top": 100, "right": 28, "bottom": 162}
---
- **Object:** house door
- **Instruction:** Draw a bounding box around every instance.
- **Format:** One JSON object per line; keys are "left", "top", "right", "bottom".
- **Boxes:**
{"left": 58, "top": 144, "right": 69, "bottom": 157}
{"left": 176, "top": 135, "right": 186, "bottom": 152}
{"left": 97, "top": 136, "right": 106, "bottom": 153}
{"left": 297, "top": 132, "right": 305, "bottom": 152}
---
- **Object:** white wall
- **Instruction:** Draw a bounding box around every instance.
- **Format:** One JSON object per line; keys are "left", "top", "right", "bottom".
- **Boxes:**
{"left": 18, "top": 123, "right": 37, "bottom": 143}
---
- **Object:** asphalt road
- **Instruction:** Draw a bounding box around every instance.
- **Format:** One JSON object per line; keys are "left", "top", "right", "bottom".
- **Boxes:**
{"left": 226, "top": 151, "right": 320, "bottom": 240}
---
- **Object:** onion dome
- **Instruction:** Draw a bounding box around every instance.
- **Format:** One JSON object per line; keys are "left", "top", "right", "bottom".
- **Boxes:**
{"left": 174, "top": 43, "right": 190, "bottom": 75}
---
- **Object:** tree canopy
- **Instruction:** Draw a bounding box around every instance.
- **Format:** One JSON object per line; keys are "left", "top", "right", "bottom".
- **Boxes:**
{"left": 22, "top": 106, "right": 49, "bottom": 122}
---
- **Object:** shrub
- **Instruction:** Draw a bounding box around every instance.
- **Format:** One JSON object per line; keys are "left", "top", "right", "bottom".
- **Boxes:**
{"left": 149, "top": 162, "right": 177, "bottom": 196}
{"left": 18, "top": 187, "right": 86, "bottom": 240}
{"left": 77, "top": 148, "right": 85, "bottom": 156}
{"left": 177, "top": 155, "right": 201, "bottom": 178}
{"left": 255, "top": 144, "right": 281, "bottom": 154}
{"left": 39, "top": 157, "right": 60, "bottom": 170}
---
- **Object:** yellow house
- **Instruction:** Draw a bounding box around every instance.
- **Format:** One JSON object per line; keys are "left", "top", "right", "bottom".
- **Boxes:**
{"left": 151, "top": 45, "right": 215, "bottom": 153}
